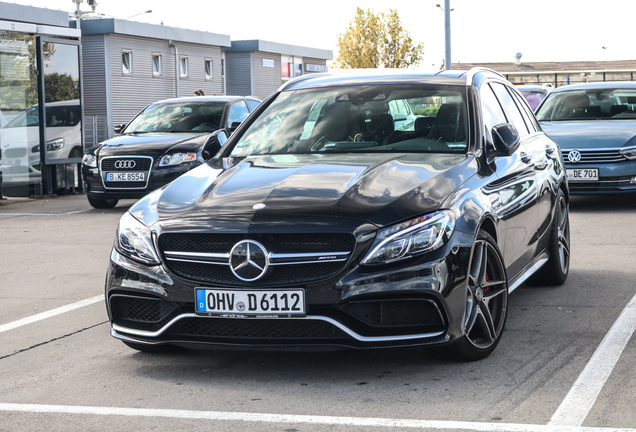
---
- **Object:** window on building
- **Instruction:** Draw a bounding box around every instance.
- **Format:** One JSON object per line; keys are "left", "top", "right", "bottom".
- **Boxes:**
{"left": 205, "top": 59, "right": 213, "bottom": 80}
{"left": 180, "top": 56, "right": 189, "bottom": 78}
{"left": 152, "top": 53, "right": 162, "bottom": 76}
{"left": 122, "top": 50, "right": 132, "bottom": 74}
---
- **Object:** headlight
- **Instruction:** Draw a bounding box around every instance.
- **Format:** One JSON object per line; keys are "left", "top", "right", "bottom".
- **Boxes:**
{"left": 619, "top": 145, "right": 636, "bottom": 160}
{"left": 116, "top": 212, "right": 160, "bottom": 265}
{"left": 159, "top": 152, "right": 197, "bottom": 166}
{"left": 361, "top": 211, "right": 455, "bottom": 265}
{"left": 82, "top": 154, "right": 97, "bottom": 167}
{"left": 31, "top": 138, "right": 65, "bottom": 153}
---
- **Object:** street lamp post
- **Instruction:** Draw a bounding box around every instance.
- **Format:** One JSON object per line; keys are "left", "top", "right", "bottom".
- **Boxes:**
{"left": 127, "top": 10, "right": 152, "bottom": 20}
{"left": 436, "top": 2, "right": 452, "bottom": 70}
{"left": 72, "top": 0, "right": 98, "bottom": 30}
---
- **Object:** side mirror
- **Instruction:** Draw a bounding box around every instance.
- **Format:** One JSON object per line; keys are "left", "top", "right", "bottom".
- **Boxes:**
{"left": 113, "top": 123, "right": 126, "bottom": 134}
{"left": 392, "top": 113, "right": 407, "bottom": 122}
{"left": 228, "top": 121, "right": 242, "bottom": 133}
{"left": 490, "top": 123, "right": 520, "bottom": 157}
{"left": 202, "top": 129, "right": 228, "bottom": 160}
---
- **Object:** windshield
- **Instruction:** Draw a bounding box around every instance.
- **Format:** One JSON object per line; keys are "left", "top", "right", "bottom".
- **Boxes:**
{"left": 536, "top": 88, "right": 636, "bottom": 121}
{"left": 124, "top": 101, "right": 226, "bottom": 133}
{"left": 4, "top": 103, "right": 81, "bottom": 128}
{"left": 230, "top": 84, "right": 468, "bottom": 157}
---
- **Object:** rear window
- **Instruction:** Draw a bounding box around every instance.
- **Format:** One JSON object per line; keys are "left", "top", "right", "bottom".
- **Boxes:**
{"left": 4, "top": 104, "right": 81, "bottom": 128}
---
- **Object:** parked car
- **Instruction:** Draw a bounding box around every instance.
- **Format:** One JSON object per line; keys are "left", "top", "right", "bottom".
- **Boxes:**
{"left": 81, "top": 96, "right": 260, "bottom": 208}
{"left": 517, "top": 84, "right": 552, "bottom": 111}
{"left": 106, "top": 69, "right": 569, "bottom": 361}
{"left": 535, "top": 82, "right": 636, "bottom": 194}
{"left": 0, "top": 100, "right": 82, "bottom": 187}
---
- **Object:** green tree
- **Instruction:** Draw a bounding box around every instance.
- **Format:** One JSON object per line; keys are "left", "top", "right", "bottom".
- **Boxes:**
{"left": 334, "top": 8, "right": 424, "bottom": 69}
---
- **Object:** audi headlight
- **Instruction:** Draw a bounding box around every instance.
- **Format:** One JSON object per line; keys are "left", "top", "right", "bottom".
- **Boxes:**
{"left": 361, "top": 211, "right": 455, "bottom": 266}
{"left": 82, "top": 154, "right": 97, "bottom": 167}
{"left": 116, "top": 212, "right": 160, "bottom": 265}
{"left": 159, "top": 152, "right": 197, "bottom": 166}
{"left": 619, "top": 145, "right": 636, "bottom": 160}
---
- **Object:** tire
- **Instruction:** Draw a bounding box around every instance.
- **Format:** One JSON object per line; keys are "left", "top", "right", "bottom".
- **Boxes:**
{"left": 527, "top": 189, "right": 570, "bottom": 286}
{"left": 435, "top": 231, "right": 508, "bottom": 361}
{"left": 87, "top": 195, "right": 119, "bottom": 209}
{"left": 122, "top": 340, "right": 182, "bottom": 353}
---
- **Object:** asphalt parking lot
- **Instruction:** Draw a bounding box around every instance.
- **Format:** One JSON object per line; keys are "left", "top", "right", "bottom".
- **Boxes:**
{"left": 1, "top": 193, "right": 636, "bottom": 432}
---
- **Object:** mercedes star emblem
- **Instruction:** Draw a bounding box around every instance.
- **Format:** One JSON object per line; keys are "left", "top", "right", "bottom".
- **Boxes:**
{"left": 229, "top": 240, "right": 269, "bottom": 281}
{"left": 567, "top": 150, "right": 582, "bottom": 163}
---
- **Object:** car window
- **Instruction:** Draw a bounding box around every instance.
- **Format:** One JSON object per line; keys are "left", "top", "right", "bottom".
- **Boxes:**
{"left": 227, "top": 100, "right": 250, "bottom": 126}
{"left": 124, "top": 101, "right": 226, "bottom": 133}
{"left": 246, "top": 99, "right": 260, "bottom": 111}
{"left": 510, "top": 89, "right": 539, "bottom": 132}
{"left": 536, "top": 88, "right": 636, "bottom": 121}
{"left": 230, "top": 84, "right": 468, "bottom": 157}
{"left": 491, "top": 83, "right": 530, "bottom": 136}
{"left": 4, "top": 104, "right": 81, "bottom": 128}
{"left": 480, "top": 84, "right": 507, "bottom": 132}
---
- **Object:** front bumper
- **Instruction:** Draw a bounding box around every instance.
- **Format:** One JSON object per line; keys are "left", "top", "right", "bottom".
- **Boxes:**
{"left": 105, "top": 230, "right": 476, "bottom": 350}
{"left": 565, "top": 160, "right": 636, "bottom": 194}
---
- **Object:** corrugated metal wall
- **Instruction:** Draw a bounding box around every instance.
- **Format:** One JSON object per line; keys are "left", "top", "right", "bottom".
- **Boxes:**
{"left": 108, "top": 35, "right": 224, "bottom": 126}
{"left": 252, "top": 52, "right": 281, "bottom": 100}
{"left": 225, "top": 52, "right": 252, "bottom": 96}
{"left": 81, "top": 35, "right": 109, "bottom": 147}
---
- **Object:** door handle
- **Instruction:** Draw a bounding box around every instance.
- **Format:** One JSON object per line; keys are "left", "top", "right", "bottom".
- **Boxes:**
{"left": 545, "top": 145, "right": 556, "bottom": 156}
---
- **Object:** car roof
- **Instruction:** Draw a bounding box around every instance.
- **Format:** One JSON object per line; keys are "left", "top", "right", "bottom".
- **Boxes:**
{"left": 550, "top": 81, "right": 636, "bottom": 93}
{"left": 279, "top": 68, "right": 505, "bottom": 91}
{"left": 154, "top": 95, "right": 260, "bottom": 104}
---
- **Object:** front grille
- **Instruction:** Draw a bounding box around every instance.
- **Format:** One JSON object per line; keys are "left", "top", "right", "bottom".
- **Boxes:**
{"left": 110, "top": 295, "right": 181, "bottom": 332}
{"left": 160, "top": 233, "right": 356, "bottom": 286}
{"left": 561, "top": 149, "right": 626, "bottom": 163}
{"left": 165, "top": 317, "right": 351, "bottom": 341}
{"left": 100, "top": 156, "right": 152, "bottom": 189}
{"left": 5, "top": 147, "right": 27, "bottom": 158}
{"left": 341, "top": 299, "right": 444, "bottom": 329}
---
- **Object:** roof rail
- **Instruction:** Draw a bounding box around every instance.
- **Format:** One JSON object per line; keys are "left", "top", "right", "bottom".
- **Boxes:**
{"left": 465, "top": 67, "right": 506, "bottom": 84}
{"left": 278, "top": 73, "right": 326, "bottom": 92}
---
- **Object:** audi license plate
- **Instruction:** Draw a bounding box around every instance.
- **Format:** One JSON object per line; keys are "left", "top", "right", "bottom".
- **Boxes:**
{"left": 105, "top": 172, "right": 145, "bottom": 182}
{"left": 195, "top": 288, "right": 305, "bottom": 318}
{"left": 566, "top": 168, "right": 598, "bottom": 182}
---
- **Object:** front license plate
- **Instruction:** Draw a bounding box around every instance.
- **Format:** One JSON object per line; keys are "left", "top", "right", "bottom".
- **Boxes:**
{"left": 105, "top": 172, "right": 145, "bottom": 182}
{"left": 195, "top": 288, "right": 306, "bottom": 318}
{"left": 566, "top": 168, "right": 598, "bottom": 182}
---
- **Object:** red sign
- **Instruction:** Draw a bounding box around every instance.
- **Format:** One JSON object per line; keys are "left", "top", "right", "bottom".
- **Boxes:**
{"left": 281, "top": 62, "right": 290, "bottom": 77}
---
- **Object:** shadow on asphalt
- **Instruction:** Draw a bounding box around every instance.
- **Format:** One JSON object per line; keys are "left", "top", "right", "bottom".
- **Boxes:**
{"left": 570, "top": 194, "right": 636, "bottom": 212}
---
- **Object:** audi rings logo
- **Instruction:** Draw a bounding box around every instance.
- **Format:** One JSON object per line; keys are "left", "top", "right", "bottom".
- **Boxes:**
{"left": 114, "top": 160, "right": 136, "bottom": 169}
{"left": 229, "top": 240, "right": 269, "bottom": 282}
{"left": 567, "top": 150, "right": 582, "bottom": 163}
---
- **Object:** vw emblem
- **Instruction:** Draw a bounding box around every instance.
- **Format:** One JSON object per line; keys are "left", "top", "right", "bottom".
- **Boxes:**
{"left": 114, "top": 160, "right": 136, "bottom": 169}
{"left": 567, "top": 150, "right": 582, "bottom": 163}
{"left": 229, "top": 240, "right": 269, "bottom": 282}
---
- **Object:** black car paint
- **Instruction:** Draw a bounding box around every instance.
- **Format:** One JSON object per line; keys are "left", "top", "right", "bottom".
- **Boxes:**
{"left": 105, "top": 70, "right": 567, "bottom": 352}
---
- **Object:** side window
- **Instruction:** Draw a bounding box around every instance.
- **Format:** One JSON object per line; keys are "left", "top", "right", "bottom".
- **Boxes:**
{"left": 491, "top": 83, "right": 530, "bottom": 136}
{"left": 480, "top": 84, "right": 507, "bottom": 133}
{"left": 227, "top": 100, "right": 250, "bottom": 127}
{"left": 510, "top": 89, "right": 539, "bottom": 132}
{"left": 246, "top": 99, "right": 260, "bottom": 111}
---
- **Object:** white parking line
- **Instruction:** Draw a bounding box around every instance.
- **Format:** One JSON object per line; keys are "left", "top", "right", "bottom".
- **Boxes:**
{"left": 0, "top": 403, "right": 634, "bottom": 432}
{"left": 0, "top": 295, "right": 104, "bottom": 334}
{"left": 550, "top": 293, "right": 636, "bottom": 427}
{"left": 0, "top": 210, "right": 91, "bottom": 216}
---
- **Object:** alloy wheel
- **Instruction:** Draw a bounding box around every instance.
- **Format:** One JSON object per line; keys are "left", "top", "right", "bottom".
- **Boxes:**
{"left": 464, "top": 238, "right": 508, "bottom": 350}
{"left": 556, "top": 196, "right": 570, "bottom": 274}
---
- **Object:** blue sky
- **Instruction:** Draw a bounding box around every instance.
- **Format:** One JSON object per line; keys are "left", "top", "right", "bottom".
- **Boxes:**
{"left": 11, "top": 0, "right": 636, "bottom": 70}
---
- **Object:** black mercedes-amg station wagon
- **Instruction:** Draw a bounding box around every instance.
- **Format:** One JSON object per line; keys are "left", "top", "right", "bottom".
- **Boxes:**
{"left": 107, "top": 69, "right": 570, "bottom": 361}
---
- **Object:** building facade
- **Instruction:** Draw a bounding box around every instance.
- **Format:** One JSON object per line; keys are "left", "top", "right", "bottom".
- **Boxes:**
{"left": 225, "top": 40, "right": 332, "bottom": 100}
{"left": 78, "top": 19, "right": 231, "bottom": 147}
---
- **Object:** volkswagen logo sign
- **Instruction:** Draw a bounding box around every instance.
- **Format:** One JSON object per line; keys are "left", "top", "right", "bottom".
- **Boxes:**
{"left": 229, "top": 240, "right": 269, "bottom": 282}
{"left": 567, "top": 150, "right": 582, "bottom": 163}
{"left": 114, "top": 160, "right": 136, "bottom": 169}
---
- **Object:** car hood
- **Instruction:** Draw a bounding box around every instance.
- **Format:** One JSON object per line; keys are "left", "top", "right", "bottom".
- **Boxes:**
{"left": 540, "top": 121, "right": 636, "bottom": 150}
{"left": 130, "top": 152, "right": 475, "bottom": 228}
{"left": 96, "top": 133, "right": 209, "bottom": 158}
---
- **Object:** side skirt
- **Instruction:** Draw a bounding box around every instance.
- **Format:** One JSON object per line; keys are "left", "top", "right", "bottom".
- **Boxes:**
{"left": 507, "top": 251, "right": 549, "bottom": 293}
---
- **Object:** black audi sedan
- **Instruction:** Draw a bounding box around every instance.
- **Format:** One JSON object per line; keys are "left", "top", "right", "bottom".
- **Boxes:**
{"left": 106, "top": 69, "right": 570, "bottom": 361}
{"left": 81, "top": 95, "right": 260, "bottom": 208}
